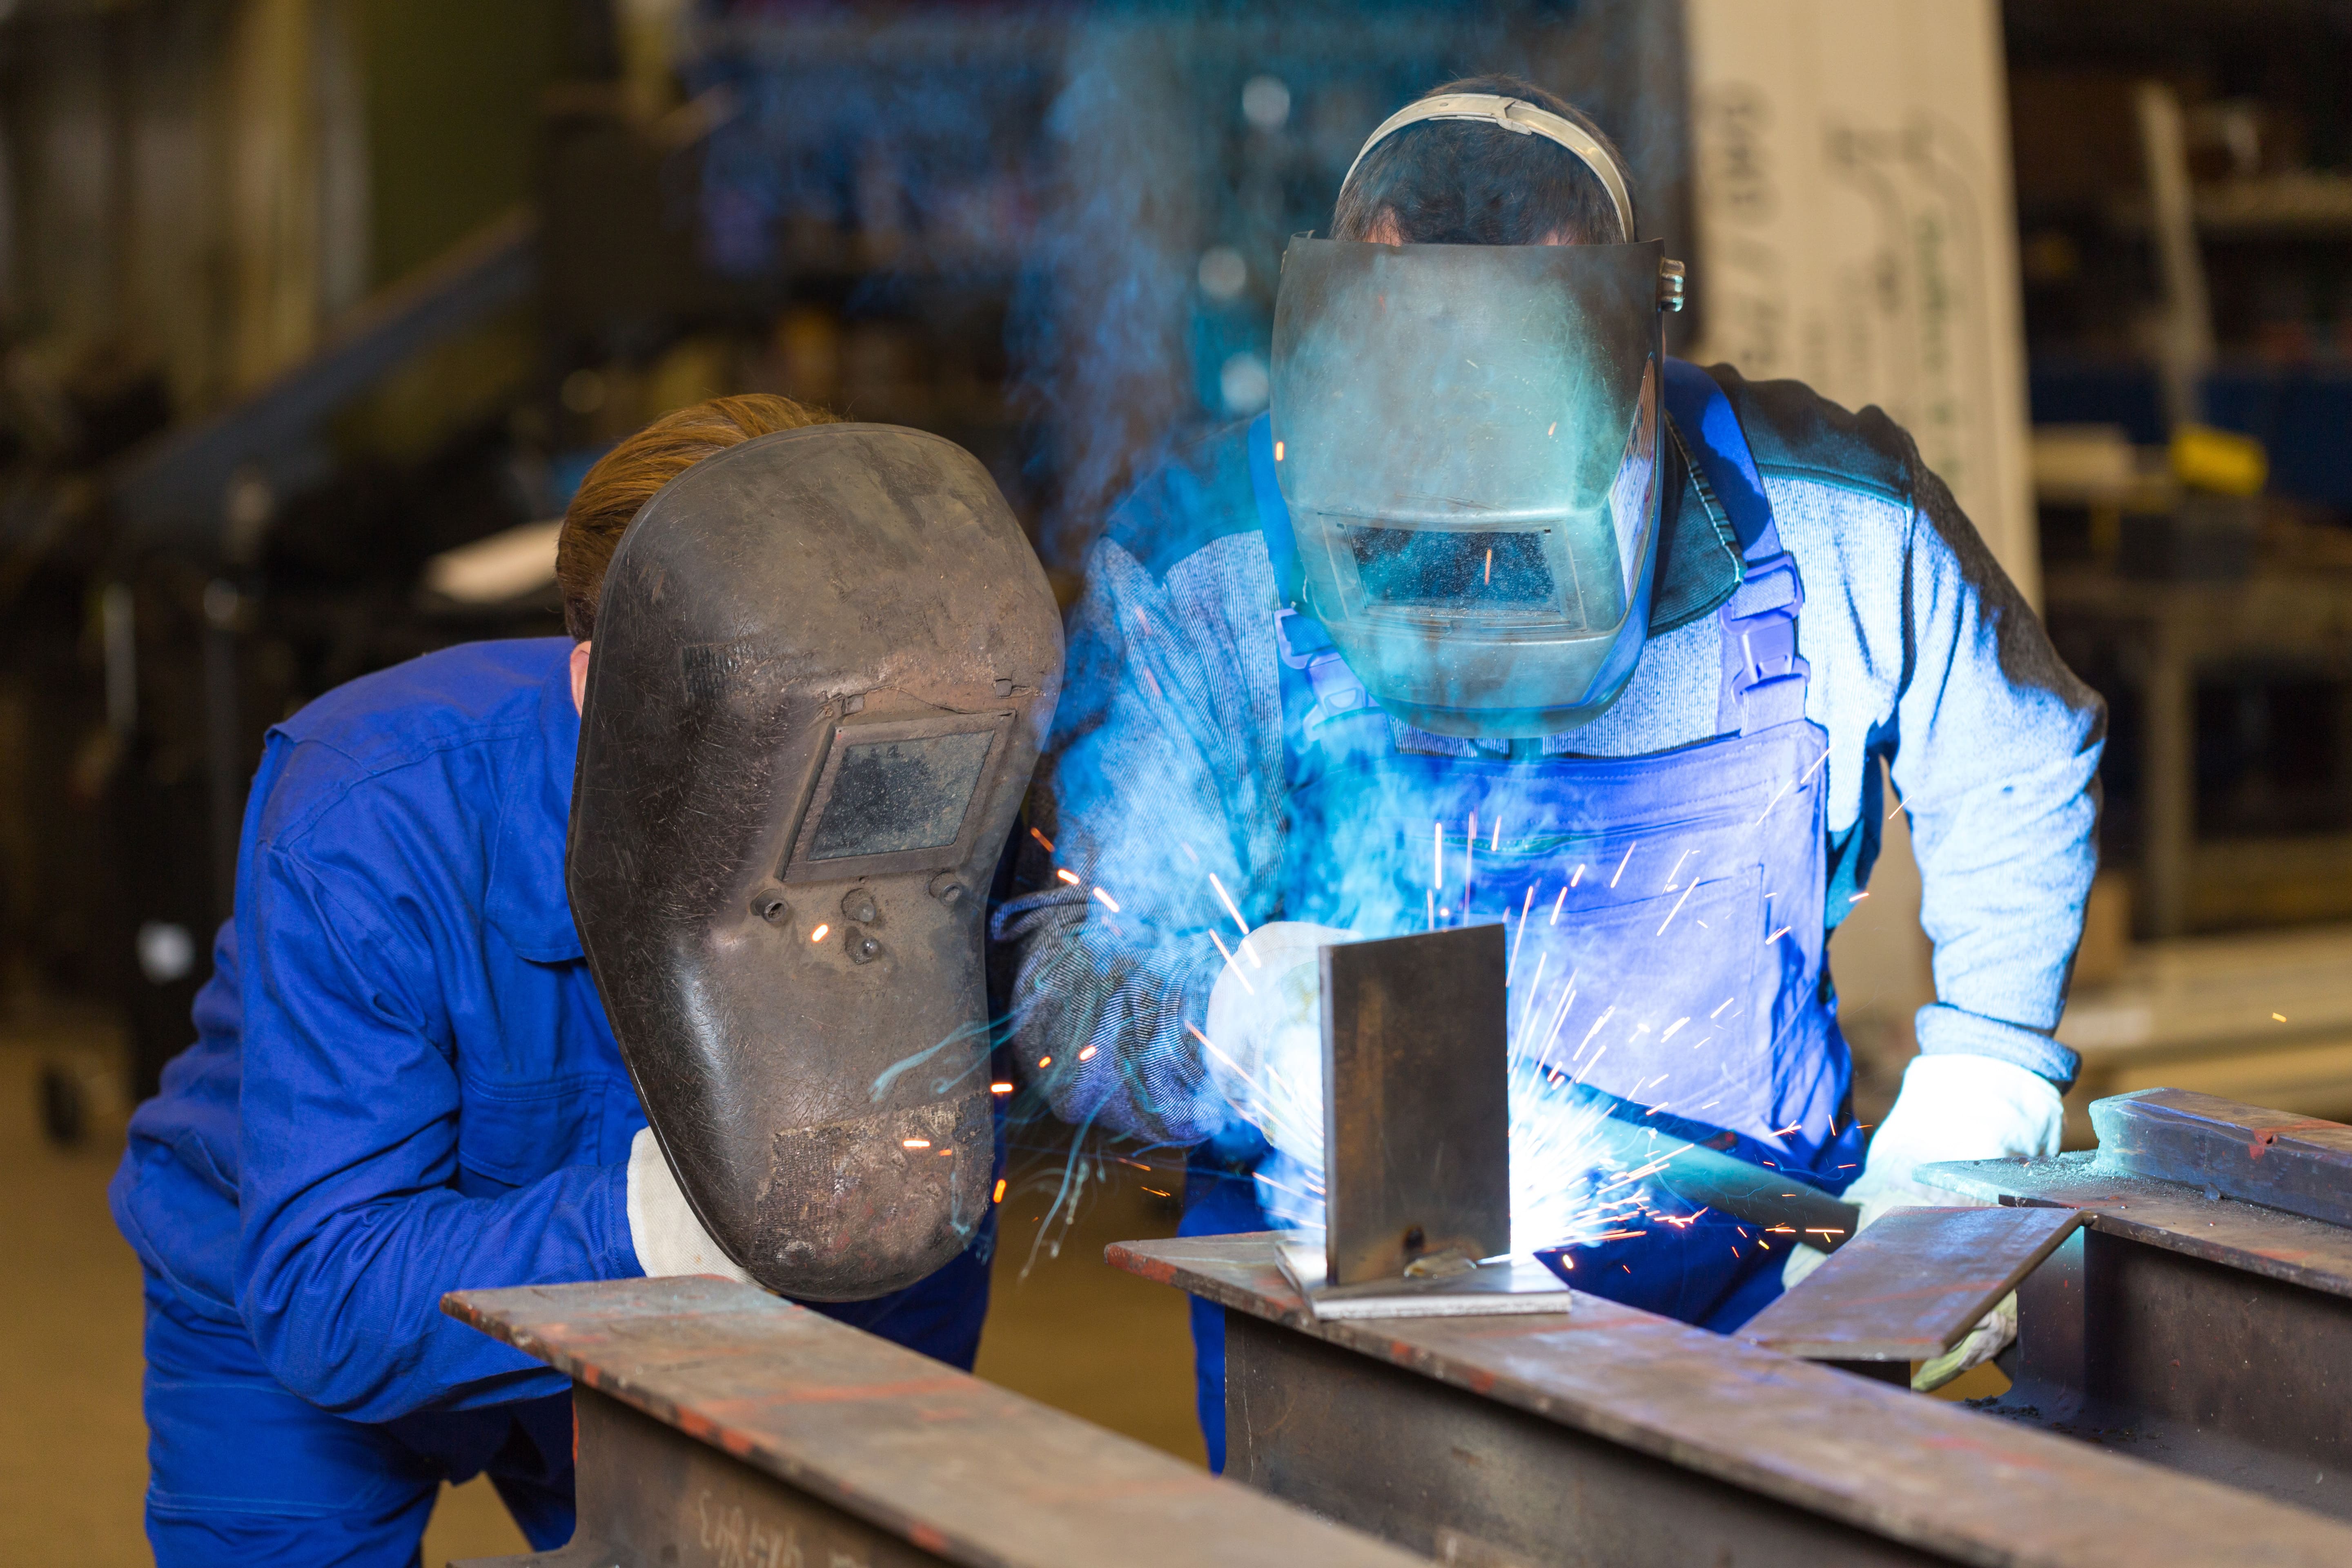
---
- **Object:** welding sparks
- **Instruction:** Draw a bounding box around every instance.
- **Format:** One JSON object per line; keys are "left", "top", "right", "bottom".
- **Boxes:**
{"left": 1207, "top": 929, "right": 1256, "bottom": 993}
{"left": 1206, "top": 872, "right": 1253, "bottom": 942}
{"left": 1078, "top": 1045, "right": 1098, "bottom": 1061}
{"left": 1091, "top": 886, "right": 1122, "bottom": 913}
{"left": 1030, "top": 826, "right": 1055, "bottom": 853}
{"left": 993, "top": 1178, "right": 1007, "bottom": 1203}
{"left": 991, "top": 1081, "right": 1013, "bottom": 1095}
{"left": 1609, "top": 842, "right": 1636, "bottom": 887}
{"left": 1274, "top": 440, "right": 1285, "bottom": 461}
{"left": 1056, "top": 868, "right": 1082, "bottom": 886}
{"left": 808, "top": 923, "right": 831, "bottom": 943}
{"left": 903, "top": 1138, "right": 932, "bottom": 1149}
{"left": 1485, "top": 546, "right": 1494, "bottom": 585}
{"left": 1552, "top": 885, "right": 1570, "bottom": 923}
{"left": 1433, "top": 821, "right": 1444, "bottom": 889}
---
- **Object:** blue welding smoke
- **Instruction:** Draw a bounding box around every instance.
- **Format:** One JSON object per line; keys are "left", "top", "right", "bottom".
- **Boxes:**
{"left": 690, "top": 0, "right": 1702, "bottom": 1259}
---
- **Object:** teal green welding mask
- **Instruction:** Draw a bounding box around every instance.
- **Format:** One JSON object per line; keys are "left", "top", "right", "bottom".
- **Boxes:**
{"left": 1270, "top": 234, "right": 1677, "bottom": 738}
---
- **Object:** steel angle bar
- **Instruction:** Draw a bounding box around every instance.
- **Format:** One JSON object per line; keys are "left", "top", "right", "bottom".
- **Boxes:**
{"left": 2089, "top": 1086, "right": 2352, "bottom": 1228}
{"left": 1109, "top": 1232, "right": 2352, "bottom": 1568}
{"left": 1923, "top": 1096, "right": 2352, "bottom": 1523}
{"left": 440, "top": 1277, "right": 1423, "bottom": 1568}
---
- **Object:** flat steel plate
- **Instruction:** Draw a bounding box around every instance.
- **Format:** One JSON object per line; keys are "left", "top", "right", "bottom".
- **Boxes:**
{"left": 1322, "top": 925, "right": 1509, "bottom": 1285}
{"left": 1738, "top": 1205, "right": 2082, "bottom": 1360}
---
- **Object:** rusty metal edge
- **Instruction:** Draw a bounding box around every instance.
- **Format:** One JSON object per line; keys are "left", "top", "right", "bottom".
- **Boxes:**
{"left": 443, "top": 1285, "right": 1011, "bottom": 1566}
{"left": 1107, "top": 1234, "right": 2352, "bottom": 1568}
{"left": 1919, "top": 1156, "right": 2352, "bottom": 1302}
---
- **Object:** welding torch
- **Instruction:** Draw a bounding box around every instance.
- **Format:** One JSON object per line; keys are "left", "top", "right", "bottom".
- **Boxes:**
{"left": 1565, "top": 1083, "right": 1862, "bottom": 1250}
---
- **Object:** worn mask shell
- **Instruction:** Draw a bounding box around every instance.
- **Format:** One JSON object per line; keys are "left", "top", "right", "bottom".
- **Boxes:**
{"left": 568, "top": 424, "right": 1062, "bottom": 1299}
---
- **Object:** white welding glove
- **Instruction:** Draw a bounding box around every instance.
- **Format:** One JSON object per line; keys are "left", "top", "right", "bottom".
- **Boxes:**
{"left": 1202, "top": 922, "right": 1356, "bottom": 1168}
{"left": 1781, "top": 1053, "right": 2063, "bottom": 1389}
{"left": 626, "top": 1125, "right": 757, "bottom": 1285}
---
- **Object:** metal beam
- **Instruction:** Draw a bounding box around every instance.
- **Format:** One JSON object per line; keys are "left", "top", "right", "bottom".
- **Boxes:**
{"left": 1925, "top": 1119, "right": 2352, "bottom": 1521}
{"left": 441, "top": 1276, "right": 1425, "bottom": 1568}
{"left": 1108, "top": 1232, "right": 2352, "bottom": 1566}
{"left": 108, "top": 209, "right": 537, "bottom": 556}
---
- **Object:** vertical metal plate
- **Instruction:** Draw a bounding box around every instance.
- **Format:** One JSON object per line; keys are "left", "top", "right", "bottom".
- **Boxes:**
{"left": 1323, "top": 924, "right": 1510, "bottom": 1285}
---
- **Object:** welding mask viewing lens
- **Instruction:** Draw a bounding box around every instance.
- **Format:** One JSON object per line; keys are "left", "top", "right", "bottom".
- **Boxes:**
{"left": 1271, "top": 238, "right": 1669, "bottom": 737}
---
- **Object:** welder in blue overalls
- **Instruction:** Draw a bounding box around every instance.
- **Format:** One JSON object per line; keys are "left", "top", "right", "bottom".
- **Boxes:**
{"left": 107, "top": 395, "right": 1061, "bottom": 1565}
{"left": 998, "top": 77, "right": 2104, "bottom": 1469}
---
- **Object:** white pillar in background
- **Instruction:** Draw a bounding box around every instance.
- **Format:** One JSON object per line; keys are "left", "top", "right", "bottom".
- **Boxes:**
{"left": 1682, "top": 0, "right": 2039, "bottom": 1070}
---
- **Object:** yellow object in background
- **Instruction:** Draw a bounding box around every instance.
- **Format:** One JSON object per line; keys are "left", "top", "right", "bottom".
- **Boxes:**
{"left": 2172, "top": 423, "right": 2268, "bottom": 495}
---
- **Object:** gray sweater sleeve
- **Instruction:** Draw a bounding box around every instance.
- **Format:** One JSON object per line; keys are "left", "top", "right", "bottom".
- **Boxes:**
{"left": 992, "top": 523, "right": 1292, "bottom": 1145}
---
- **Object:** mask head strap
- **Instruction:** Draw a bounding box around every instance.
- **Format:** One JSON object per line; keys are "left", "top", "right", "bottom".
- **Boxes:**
{"left": 1340, "top": 92, "right": 1635, "bottom": 243}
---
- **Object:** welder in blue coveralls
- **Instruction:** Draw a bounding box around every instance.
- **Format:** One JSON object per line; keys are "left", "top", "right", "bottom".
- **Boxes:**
{"left": 996, "top": 76, "right": 2104, "bottom": 1469}
{"left": 108, "top": 396, "right": 1005, "bottom": 1565}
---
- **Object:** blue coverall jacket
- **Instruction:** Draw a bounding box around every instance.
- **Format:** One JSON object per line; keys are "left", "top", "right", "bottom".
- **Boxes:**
{"left": 110, "top": 637, "right": 990, "bottom": 1565}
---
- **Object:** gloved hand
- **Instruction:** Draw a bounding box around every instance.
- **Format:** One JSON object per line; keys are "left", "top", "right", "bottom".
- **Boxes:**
{"left": 1202, "top": 921, "right": 1355, "bottom": 1166}
{"left": 1780, "top": 1052, "right": 2063, "bottom": 1389}
{"left": 626, "top": 1125, "right": 757, "bottom": 1285}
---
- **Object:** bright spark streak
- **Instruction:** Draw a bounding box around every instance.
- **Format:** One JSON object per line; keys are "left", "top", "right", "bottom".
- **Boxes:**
{"left": 808, "top": 923, "right": 831, "bottom": 943}
{"left": 1091, "top": 886, "right": 1122, "bottom": 913}
{"left": 1552, "top": 885, "right": 1570, "bottom": 923}
{"left": 1571, "top": 864, "right": 1586, "bottom": 889}
{"left": 1485, "top": 546, "right": 1494, "bottom": 584}
{"left": 1056, "top": 868, "right": 1082, "bottom": 886}
{"left": 1710, "top": 996, "right": 1735, "bottom": 1019}
{"left": 1030, "top": 826, "right": 1055, "bottom": 852}
{"left": 1490, "top": 814, "right": 1503, "bottom": 851}
{"left": 991, "top": 1081, "right": 1013, "bottom": 1094}
{"left": 993, "top": 1178, "right": 1007, "bottom": 1202}
{"left": 1038, "top": 1056, "right": 1051, "bottom": 1068}
{"left": 1662, "top": 847, "right": 1693, "bottom": 889}
{"left": 1079, "top": 1046, "right": 1098, "bottom": 1061}
{"left": 1207, "top": 872, "right": 1252, "bottom": 942}
{"left": 1433, "top": 820, "right": 1444, "bottom": 889}
{"left": 1207, "top": 929, "right": 1256, "bottom": 994}
{"left": 1515, "top": 953, "right": 1550, "bottom": 1036}
{"left": 1660, "top": 1017, "right": 1688, "bottom": 1042}
{"left": 1609, "top": 842, "right": 1637, "bottom": 887}
{"left": 1656, "top": 881, "right": 1698, "bottom": 935}
{"left": 1509, "top": 885, "right": 1536, "bottom": 976}
{"left": 903, "top": 1138, "right": 932, "bottom": 1149}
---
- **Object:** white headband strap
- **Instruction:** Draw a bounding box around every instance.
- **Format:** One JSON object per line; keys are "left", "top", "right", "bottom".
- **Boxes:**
{"left": 1340, "top": 92, "right": 1635, "bottom": 243}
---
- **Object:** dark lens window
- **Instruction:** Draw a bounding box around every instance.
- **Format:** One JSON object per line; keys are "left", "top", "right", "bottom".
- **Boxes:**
{"left": 807, "top": 730, "right": 994, "bottom": 860}
{"left": 1347, "top": 527, "right": 1557, "bottom": 610}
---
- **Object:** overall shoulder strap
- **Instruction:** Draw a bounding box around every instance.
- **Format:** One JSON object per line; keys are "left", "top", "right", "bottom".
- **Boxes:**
{"left": 1661, "top": 359, "right": 1777, "bottom": 559}
{"left": 1661, "top": 361, "right": 1808, "bottom": 735}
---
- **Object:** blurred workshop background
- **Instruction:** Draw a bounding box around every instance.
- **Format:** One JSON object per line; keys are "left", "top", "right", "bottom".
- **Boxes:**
{"left": 4, "top": 0, "right": 2352, "bottom": 1561}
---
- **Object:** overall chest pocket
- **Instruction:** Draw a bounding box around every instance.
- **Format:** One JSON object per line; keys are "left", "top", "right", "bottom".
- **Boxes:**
{"left": 455, "top": 1077, "right": 606, "bottom": 1190}
{"left": 1516, "top": 864, "right": 1766, "bottom": 1125}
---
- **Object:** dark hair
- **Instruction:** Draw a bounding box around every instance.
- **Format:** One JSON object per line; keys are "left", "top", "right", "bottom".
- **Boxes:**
{"left": 558, "top": 393, "right": 838, "bottom": 640}
{"left": 1332, "top": 74, "right": 1633, "bottom": 246}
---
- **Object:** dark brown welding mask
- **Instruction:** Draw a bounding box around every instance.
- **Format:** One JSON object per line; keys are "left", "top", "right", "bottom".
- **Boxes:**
{"left": 568, "top": 424, "right": 1062, "bottom": 1300}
